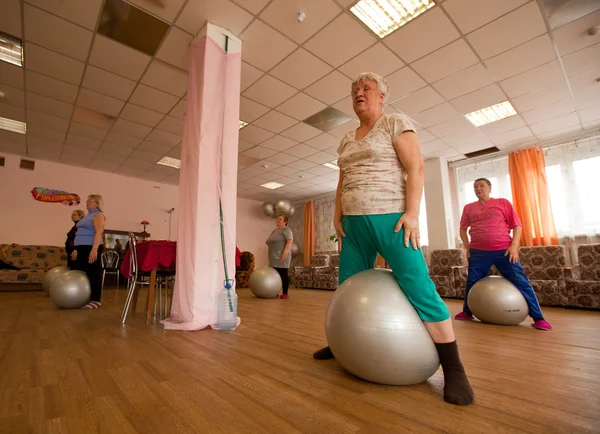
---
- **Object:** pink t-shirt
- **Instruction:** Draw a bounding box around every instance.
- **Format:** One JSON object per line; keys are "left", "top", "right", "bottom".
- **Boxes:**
{"left": 460, "top": 198, "right": 522, "bottom": 251}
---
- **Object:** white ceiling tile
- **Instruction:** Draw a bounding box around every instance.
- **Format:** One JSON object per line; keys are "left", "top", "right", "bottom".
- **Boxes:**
{"left": 561, "top": 42, "right": 600, "bottom": 78}
{"left": 240, "top": 97, "right": 270, "bottom": 123}
{"left": 238, "top": 140, "right": 254, "bottom": 152}
{"left": 428, "top": 116, "right": 475, "bottom": 138}
{"left": 104, "top": 131, "right": 142, "bottom": 149}
{"left": 270, "top": 165, "right": 300, "bottom": 176}
{"left": 384, "top": 7, "right": 460, "bottom": 63}
{"left": 127, "top": 0, "right": 186, "bottom": 23}
{"left": 65, "top": 134, "right": 102, "bottom": 151}
{"left": 24, "top": 42, "right": 85, "bottom": 85}
{"left": 582, "top": 119, "right": 600, "bottom": 129}
{"left": 285, "top": 159, "right": 317, "bottom": 170}
{"left": 444, "top": 133, "right": 493, "bottom": 153}
{"left": 489, "top": 126, "right": 534, "bottom": 146}
{"left": 89, "top": 160, "right": 120, "bottom": 172}
{"left": 26, "top": 92, "right": 73, "bottom": 120}
{"left": 499, "top": 61, "right": 565, "bottom": 98}
{"left": 138, "top": 140, "right": 173, "bottom": 155}
{"left": 0, "top": 130, "right": 26, "bottom": 146}
{"left": 167, "top": 145, "right": 182, "bottom": 159}
{"left": 89, "top": 35, "right": 152, "bottom": 81}
{"left": 231, "top": 0, "right": 270, "bottom": 14}
{"left": 417, "top": 129, "right": 436, "bottom": 143}
{"left": 466, "top": 2, "right": 547, "bottom": 60}
{"left": 0, "top": 102, "right": 25, "bottom": 122}
{"left": 241, "top": 146, "right": 279, "bottom": 159}
{"left": 431, "top": 63, "right": 496, "bottom": 101}
{"left": 535, "top": 124, "right": 582, "bottom": 141}
{"left": 260, "top": 0, "right": 341, "bottom": 44}
{"left": 511, "top": 81, "right": 571, "bottom": 112}
{"left": 141, "top": 61, "right": 188, "bottom": 98}
{"left": 529, "top": 113, "right": 581, "bottom": 135}
{"left": 243, "top": 75, "right": 297, "bottom": 108}
{"left": 61, "top": 144, "right": 96, "bottom": 159}
{"left": 285, "top": 144, "right": 320, "bottom": 158}
{"left": 305, "top": 164, "right": 335, "bottom": 175}
{"left": 478, "top": 115, "right": 527, "bottom": 136}
{"left": 155, "top": 27, "right": 193, "bottom": 71}
{"left": 411, "top": 39, "right": 479, "bottom": 83}
{"left": 304, "top": 151, "right": 336, "bottom": 164}
{"left": 420, "top": 139, "right": 449, "bottom": 155}
{"left": 266, "top": 152, "right": 299, "bottom": 165}
{"left": 259, "top": 135, "right": 298, "bottom": 151}
{"left": 1, "top": 85, "right": 24, "bottom": 108}
{"left": 247, "top": 159, "right": 281, "bottom": 172}
{"left": 442, "top": 0, "right": 529, "bottom": 34}
{"left": 0, "top": 63, "right": 24, "bottom": 89}
{"left": 304, "top": 71, "right": 351, "bottom": 105}
{"left": 111, "top": 119, "right": 152, "bottom": 139}
{"left": 253, "top": 111, "right": 298, "bottom": 134}
{"left": 423, "top": 147, "right": 464, "bottom": 160}
{"left": 94, "top": 152, "right": 128, "bottom": 166}
{"left": 412, "top": 103, "right": 460, "bottom": 128}
{"left": 238, "top": 125, "right": 275, "bottom": 144}
{"left": 120, "top": 104, "right": 165, "bottom": 128}
{"left": 28, "top": 145, "right": 62, "bottom": 160}
{"left": 328, "top": 119, "right": 358, "bottom": 139}
{"left": 176, "top": 0, "right": 252, "bottom": 36}
{"left": 385, "top": 67, "right": 427, "bottom": 103}
{"left": 276, "top": 93, "right": 327, "bottom": 121}
{"left": 569, "top": 70, "right": 600, "bottom": 95}
{"left": 156, "top": 116, "right": 184, "bottom": 136}
{"left": 451, "top": 84, "right": 507, "bottom": 114}
{"left": 25, "top": 0, "right": 103, "bottom": 30}
{"left": 27, "top": 136, "right": 63, "bottom": 151}
{"left": 60, "top": 155, "right": 92, "bottom": 168}
{"left": 27, "top": 110, "right": 69, "bottom": 132}
{"left": 484, "top": 35, "right": 557, "bottom": 81}
{"left": 332, "top": 95, "right": 357, "bottom": 118}
{"left": 25, "top": 70, "right": 78, "bottom": 104}
{"left": 127, "top": 149, "right": 163, "bottom": 163}
{"left": 129, "top": 84, "right": 179, "bottom": 114}
{"left": 24, "top": 4, "right": 93, "bottom": 61}
{"left": 573, "top": 87, "right": 600, "bottom": 110}
{"left": 1, "top": 0, "right": 22, "bottom": 38}
{"left": 339, "top": 43, "right": 404, "bottom": 80}
{"left": 240, "top": 62, "right": 263, "bottom": 91}
{"left": 81, "top": 66, "right": 137, "bottom": 101}
{"left": 77, "top": 89, "right": 125, "bottom": 118}
{"left": 579, "top": 105, "right": 600, "bottom": 123}
{"left": 241, "top": 20, "right": 298, "bottom": 71}
{"left": 270, "top": 48, "right": 332, "bottom": 90}
{"left": 280, "top": 123, "right": 322, "bottom": 142}
{"left": 304, "top": 13, "right": 377, "bottom": 67}
{"left": 553, "top": 10, "right": 600, "bottom": 56}
{"left": 520, "top": 99, "right": 576, "bottom": 125}
{"left": 145, "top": 129, "right": 182, "bottom": 147}
{"left": 69, "top": 122, "right": 109, "bottom": 141}
{"left": 169, "top": 99, "right": 187, "bottom": 120}
{"left": 97, "top": 143, "right": 134, "bottom": 157}
{"left": 391, "top": 86, "right": 445, "bottom": 116}
{"left": 26, "top": 125, "right": 66, "bottom": 143}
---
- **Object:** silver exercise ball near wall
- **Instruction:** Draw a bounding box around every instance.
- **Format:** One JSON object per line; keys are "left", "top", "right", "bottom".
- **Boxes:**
{"left": 262, "top": 202, "right": 276, "bottom": 218}
{"left": 325, "top": 269, "right": 440, "bottom": 386}
{"left": 290, "top": 243, "right": 300, "bottom": 257}
{"left": 42, "top": 266, "right": 69, "bottom": 294}
{"left": 275, "top": 200, "right": 292, "bottom": 217}
{"left": 49, "top": 270, "right": 91, "bottom": 309}
{"left": 249, "top": 267, "right": 282, "bottom": 298}
{"left": 467, "top": 276, "right": 529, "bottom": 325}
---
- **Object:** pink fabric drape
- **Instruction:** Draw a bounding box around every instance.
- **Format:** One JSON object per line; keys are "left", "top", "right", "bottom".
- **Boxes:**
{"left": 162, "top": 35, "right": 241, "bottom": 331}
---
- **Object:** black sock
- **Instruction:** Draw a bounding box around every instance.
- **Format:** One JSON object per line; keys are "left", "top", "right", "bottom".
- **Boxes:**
{"left": 435, "top": 341, "right": 474, "bottom": 406}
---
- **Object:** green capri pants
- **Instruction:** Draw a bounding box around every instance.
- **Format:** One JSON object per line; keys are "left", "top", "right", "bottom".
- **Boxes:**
{"left": 340, "top": 213, "right": 450, "bottom": 323}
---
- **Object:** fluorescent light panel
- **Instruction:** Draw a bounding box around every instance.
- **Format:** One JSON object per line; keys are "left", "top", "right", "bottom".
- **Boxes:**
{"left": 323, "top": 160, "right": 340, "bottom": 170}
{"left": 350, "top": 0, "right": 436, "bottom": 38}
{"left": 0, "top": 32, "right": 23, "bottom": 67}
{"left": 157, "top": 156, "right": 181, "bottom": 169}
{"left": 239, "top": 120, "right": 248, "bottom": 129}
{"left": 465, "top": 101, "right": 518, "bottom": 127}
{"left": 261, "top": 181, "right": 285, "bottom": 190}
{"left": 0, "top": 116, "right": 26, "bottom": 134}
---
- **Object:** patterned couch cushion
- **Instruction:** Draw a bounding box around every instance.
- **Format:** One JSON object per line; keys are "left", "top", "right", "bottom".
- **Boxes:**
{"left": 3, "top": 244, "right": 67, "bottom": 270}
{"left": 235, "top": 251, "right": 255, "bottom": 288}
{"left": 568, "top": 281, "right": 600, "bottom": 309}
{"left": 578, "top": 244, "right": 600, "bottom": 281}
{"left": 314, "top": 254, "right": 339, "bottom": 290}
{"left": 429, "top": 249, "right": 466, "bottom": 276}
{"left": 0, "top": 269, "right": 45, "bottom": 284}
{"left": 519, "top": 245, "right": 567, "bottom": 281}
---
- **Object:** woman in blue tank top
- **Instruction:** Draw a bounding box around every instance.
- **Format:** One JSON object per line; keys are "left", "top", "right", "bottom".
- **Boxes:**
{"left": 73, "top": 194, "right": 106, "bottom": 309}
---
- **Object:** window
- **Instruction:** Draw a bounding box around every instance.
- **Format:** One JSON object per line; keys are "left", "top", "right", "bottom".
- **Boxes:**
{"left": 545, "top": 165, "right": 570, "bottom": 233}
{"left": 573, "top": 156, "right": 600, "bottom": 231}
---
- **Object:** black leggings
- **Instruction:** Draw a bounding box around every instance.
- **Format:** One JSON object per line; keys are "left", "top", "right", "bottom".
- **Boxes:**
{"left": 74, "top": 245, "right": 104, "bottom": 302}
{"left": 274, "top": 267, "right": 290, "bottom": 295}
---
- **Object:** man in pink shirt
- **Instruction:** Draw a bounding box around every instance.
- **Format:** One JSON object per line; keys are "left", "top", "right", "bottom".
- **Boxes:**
{"left": 454, "top": 178, "right": 552, "bottom": 331}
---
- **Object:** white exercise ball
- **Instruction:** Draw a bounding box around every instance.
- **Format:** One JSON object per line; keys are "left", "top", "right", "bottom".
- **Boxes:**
{"left": 42, "top": 266, "right": 69, "bottom": 294}
{"left": 275, "top": 200, "right": 292, "bottom": 217}
{"left": 467, "top": 276, "right": 528, "bottom": 325}
{"left": 249, "top": 267, "right": 282, "bottom": 298}
{"left": 262, "top": 202, "right": 275, "bottom": 218}
{"left": 49, "top": 270, "right": 91, "bottom": 309}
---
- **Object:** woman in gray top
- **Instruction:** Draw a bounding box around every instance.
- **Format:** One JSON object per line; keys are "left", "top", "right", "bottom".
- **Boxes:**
{"left": 266, "top": 215, "right": 293, "bottom": 299}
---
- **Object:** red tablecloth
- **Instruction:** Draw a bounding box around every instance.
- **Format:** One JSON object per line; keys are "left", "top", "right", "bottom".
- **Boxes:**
{"left": 120, "top": 240, "right": 177, "bottom": 279}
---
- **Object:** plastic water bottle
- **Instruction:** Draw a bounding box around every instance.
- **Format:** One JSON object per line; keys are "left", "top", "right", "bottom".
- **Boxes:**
{"left": 216, "top": 279, "right": 238, "bottom": 330}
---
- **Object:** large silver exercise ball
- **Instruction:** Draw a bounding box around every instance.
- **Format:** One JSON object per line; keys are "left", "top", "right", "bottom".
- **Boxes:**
{"left": 289, "top": 206, "right": 296, "bottom": 216}
{"left": 42, "top": 266, "right": 69, "bottom": 294}
{"left": 325, "top": 268, "right": 440, "bottom": 386}
{"left": 49, "top": 270, "right": 91, "bottom": 309}
{"left": 467, "top": 276, "right": 529, "bottom": 326}
{"left": 249, "top": 266, "right": 282, "bottom": 298}
{"left": 262, "top": 202, "right": 275, "bottom": 218}
{"left": 275, "top": 200, "right": 292, "bottom": 217}
{"left": 290, "top": 243, "right": 300, "bottom": 257}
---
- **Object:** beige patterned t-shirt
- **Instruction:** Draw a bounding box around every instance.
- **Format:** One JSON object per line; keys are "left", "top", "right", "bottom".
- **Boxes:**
{"left": 337, "top": 113, "right": 416, "bottom": 216}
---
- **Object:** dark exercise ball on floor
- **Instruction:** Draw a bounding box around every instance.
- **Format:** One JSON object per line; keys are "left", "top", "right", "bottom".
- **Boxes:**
{"left": 467, "top": 276, "right": 528, "bottom": 325}
{"left": 249, "top": 266, "right": 282, "bottom": 298}
{"left": 42, "top": 265, "right": 69, "bottom": 294}
{"left": 49, "top": 270, "right": 91, "bottom": 309}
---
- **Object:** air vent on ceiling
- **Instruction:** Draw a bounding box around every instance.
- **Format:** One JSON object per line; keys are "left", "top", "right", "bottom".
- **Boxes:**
{"left": 304, "top": 107, "right": 353, "bottom": 132}
{"left": 0, "top": 156, "right": 5, "bottom": 166}
{"left": 464, "top": 147, "right": 500, "bottom": 159}
{"left": 20, "top": 159, "right": 35, "bottom": 171}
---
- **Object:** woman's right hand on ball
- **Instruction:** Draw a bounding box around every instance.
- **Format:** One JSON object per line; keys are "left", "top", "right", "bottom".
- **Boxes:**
{"left": 334, "top": 219, "right": 346, "bottom": 253}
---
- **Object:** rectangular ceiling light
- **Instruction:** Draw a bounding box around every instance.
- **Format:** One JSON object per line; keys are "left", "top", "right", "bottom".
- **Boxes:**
{"left": 157, "top": 156, "right": 181, "bottom": 169}
{"left": 0, "top": 32, "right": 23, "bottom": 67}
{"left": 0, "top": 116, "right": 26, "bottom": 134}
{"left": 350, "top": 0, "right": 436, "bottom": 38}
{"left": 239, "top": 120, "right": 248, "bottom": 129}
{"left": 465, "top": 101, "right": 518, "bottom": 127}
{"left": 323, "top": 160, "right": 340, "bottom": 170}
{"left": 261, "top": 181, "right": 285, "bottom": 190}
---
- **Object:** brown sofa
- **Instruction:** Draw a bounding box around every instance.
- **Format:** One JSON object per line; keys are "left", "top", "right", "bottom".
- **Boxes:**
{"left": 567, "top": 244, "right": 600, "bottom": 309}
{"left": 0, "top": 244, "right": 68, "bottom": 291}
{"left": 235, "top": 251, "right": 255, "bottom": 288}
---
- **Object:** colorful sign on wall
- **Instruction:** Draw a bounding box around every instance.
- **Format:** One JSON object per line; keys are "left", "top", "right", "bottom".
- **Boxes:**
{"left": 31, "top": 187, "right": 81, "bottom": 206}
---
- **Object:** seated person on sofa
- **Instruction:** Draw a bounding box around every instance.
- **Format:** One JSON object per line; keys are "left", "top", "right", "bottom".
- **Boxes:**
{"left": 66, "top": 209, "right": 85, "bottom": 269}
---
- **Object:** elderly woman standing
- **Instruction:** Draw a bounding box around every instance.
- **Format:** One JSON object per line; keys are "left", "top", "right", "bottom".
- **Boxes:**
{"left": 72, "top": 194, "right": 106, "bottom": 310}
{"left": 312, "top": 73, "right": 474, "bottom": 406}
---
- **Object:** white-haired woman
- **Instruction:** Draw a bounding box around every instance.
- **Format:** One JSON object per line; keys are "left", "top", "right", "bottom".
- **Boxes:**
{"left": 72, "top": 194, "right": 106, "bottom": 309}
{"left": 312, "top": 72, "right": 474, "bottom": 406}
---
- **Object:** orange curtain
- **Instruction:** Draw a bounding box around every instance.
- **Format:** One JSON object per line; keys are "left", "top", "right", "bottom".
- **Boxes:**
{"left": 303, "top": 201, "right": 315, "bottom": 266}
{"left": 508, "top": 147, "right": 558, "bottom": 246}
